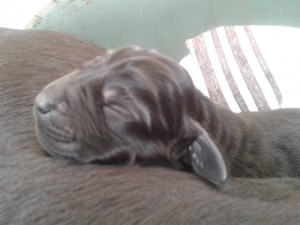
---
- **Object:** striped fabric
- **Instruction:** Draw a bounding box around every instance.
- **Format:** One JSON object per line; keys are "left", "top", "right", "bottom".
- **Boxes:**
{"left": 180, "top": 26, "right": 298, "bottom": 112}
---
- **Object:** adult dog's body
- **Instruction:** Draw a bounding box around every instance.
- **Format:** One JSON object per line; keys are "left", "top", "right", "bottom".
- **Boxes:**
{"left": 1, "top": 28, "right": 300, "bottom": 224}
{"left": 34, "top": 46, "right": 300, "bottom": 186}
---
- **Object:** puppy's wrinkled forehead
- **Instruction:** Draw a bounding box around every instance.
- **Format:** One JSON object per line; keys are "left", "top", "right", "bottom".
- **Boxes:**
{"left": 66, "top": 46, "right": 191, "bottom": 90}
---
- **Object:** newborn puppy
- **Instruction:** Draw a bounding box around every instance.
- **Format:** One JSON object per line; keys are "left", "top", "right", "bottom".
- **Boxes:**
{"left": 33, "top": 46, "right": 300, "bottom": 186}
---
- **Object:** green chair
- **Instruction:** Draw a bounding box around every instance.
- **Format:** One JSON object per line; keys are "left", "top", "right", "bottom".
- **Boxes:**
{"left": 29, "top": 0, "right": 300, "bottom": 61}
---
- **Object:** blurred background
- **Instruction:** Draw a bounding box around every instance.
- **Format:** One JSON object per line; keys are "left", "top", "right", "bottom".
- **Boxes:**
{"left": 0, "top": 0, "right": 51, "bottom": 29}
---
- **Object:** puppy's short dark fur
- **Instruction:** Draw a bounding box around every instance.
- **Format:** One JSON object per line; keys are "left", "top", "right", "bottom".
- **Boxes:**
{"left": 1, "top": 28, "right": 300, "bottom": 224}
{"left": 34, "top": 45, "right": 300, "bottom": 186}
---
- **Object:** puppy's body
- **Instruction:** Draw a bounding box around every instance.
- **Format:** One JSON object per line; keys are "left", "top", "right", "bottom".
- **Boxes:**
{"left": 33, "top": 46, "right": 300, "bottom": 185}
{"left": 235, "top": 109, "right": 300, "bottom": 177}
{"left": 194, "top": 96, "right": 300, "bottom": 177}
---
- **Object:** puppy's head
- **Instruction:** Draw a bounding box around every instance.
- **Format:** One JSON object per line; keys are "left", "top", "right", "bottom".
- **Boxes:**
{"left": 33, "top": 46, "right": 227, "bottom": 186}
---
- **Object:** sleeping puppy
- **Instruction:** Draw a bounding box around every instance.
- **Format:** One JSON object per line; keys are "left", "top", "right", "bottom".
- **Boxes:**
{"left": 33, "top": 46, "right": 300, "bottom": 186}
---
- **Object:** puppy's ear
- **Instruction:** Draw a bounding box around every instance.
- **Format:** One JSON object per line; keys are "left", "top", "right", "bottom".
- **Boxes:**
{"left": 188, "top": 132, "right": 227, "bottom": 186}
{"left": 171, "top": 123, "right": 228, "bottom": 186}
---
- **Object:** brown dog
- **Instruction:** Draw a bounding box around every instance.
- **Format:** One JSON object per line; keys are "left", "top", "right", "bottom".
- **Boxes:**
{"left": 1, "top": 28, "right": 300, "bottom": 224}
{"left": 33, "top": 46, "right": 300, "bottom": 186}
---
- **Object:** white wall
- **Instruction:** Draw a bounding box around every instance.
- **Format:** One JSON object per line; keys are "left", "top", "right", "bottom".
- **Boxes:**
{"left": 0, "top": 0, "right": 51, "bottom": 29}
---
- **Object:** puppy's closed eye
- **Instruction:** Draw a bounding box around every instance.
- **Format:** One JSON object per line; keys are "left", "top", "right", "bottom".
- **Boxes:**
{"left": 101, "top": 89, "right": 129, "bottom": 134}
{"left": 103, "top": 103, "right": 131, "bottom": 121}
{"left": 103, "top": 88, "right": 151, "bottom": 128}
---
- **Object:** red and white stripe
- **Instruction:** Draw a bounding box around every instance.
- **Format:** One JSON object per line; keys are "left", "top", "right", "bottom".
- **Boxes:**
{"left": 183, "top": 26, "right": 285, "bottom": 112}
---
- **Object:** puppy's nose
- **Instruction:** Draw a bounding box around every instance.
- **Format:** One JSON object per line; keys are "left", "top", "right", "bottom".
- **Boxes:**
{"left": 35, "top": 93, "right": 54, "bottom": 114}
